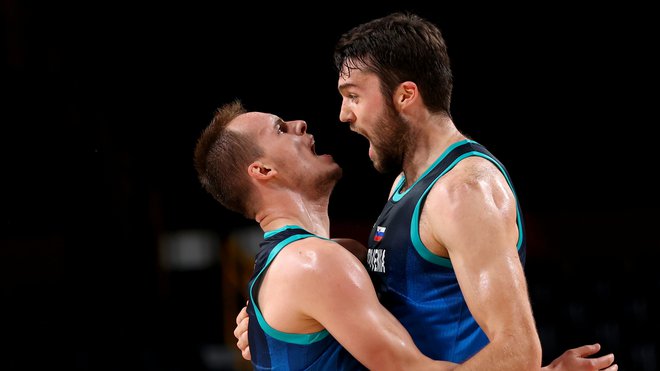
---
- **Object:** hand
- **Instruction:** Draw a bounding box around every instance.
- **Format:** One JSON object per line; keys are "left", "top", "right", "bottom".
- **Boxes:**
{"left": 233, "top": 303, "right": 251, "bottom": 361}
{"left": 543, "top": 343, "right": 617, "bottom": 371}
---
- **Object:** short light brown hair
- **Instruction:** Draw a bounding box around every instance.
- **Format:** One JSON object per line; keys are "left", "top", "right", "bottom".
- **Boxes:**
{"left": 193, "top": 100, "right": 263, "bottom": 219}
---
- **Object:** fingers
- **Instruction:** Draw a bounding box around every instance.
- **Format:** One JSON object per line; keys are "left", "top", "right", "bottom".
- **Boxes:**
{"left": 234, "top": 314, "right": 249, "bottom": 344}
{"left": 235, "top": 305, "right": 249, "bottom": 325}
{"left": 233, "top": 305, "right": 251, "bottom": 360}
{"left": 235, "top": 317, "right": 251, "bottom": 361}
{"left": 589, "top": 353, "right": 615, "bottom": 368}
{"left": 571, "top": 343, "right": 616, "bottom": 371}
{"left": 235, "top": 318, "right": 249, "bottom": 345}
{"left": 241, "top": 345, "right": 251, "bottom": 361}
{"left": 233, "top": 312, "right": 249, "bottom": 339}
{"left": 572, "top": 343, "right": 617, "bottom": 371}
{"left": 569, "top": 343, "right": 601, "bottom": 357}
{"left": 574, "top": 350, "right": 615, "bottom": 371}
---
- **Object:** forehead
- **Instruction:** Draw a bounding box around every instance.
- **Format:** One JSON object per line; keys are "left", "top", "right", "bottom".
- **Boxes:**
{"left": 338, "top": 67, "right": 379, "bottom": 89}
{"left": 229, "top": 111, "right": 277, "bottom": 135}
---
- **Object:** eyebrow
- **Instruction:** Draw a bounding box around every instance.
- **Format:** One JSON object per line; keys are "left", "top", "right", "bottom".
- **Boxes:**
{"left": 271, "top": 117, "right": 284, "bottom": 131}
{"left": 338, "top": 82, "right": 358, "bottom": 93}
{"left": 256, "top": 116, "right": 280, "bottom": 136}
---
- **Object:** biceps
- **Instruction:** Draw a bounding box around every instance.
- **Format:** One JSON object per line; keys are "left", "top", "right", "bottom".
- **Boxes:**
{"left": 453, "top": 249, "right": 531, "bottom": 335}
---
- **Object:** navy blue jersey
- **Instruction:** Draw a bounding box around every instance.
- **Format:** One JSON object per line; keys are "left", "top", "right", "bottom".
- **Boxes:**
{"left": 366, "top": 139, "right": 527, "bottom": 363}
{"left": 247, "top": 225, "right": 366, "bottom": 370}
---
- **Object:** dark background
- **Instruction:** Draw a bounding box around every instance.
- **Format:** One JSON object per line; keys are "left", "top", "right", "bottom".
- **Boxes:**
{"left": 2, "top": 2, "right": 657, "bottom": 370}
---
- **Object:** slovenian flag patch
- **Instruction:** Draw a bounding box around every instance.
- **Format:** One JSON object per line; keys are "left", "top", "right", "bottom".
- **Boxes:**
{"left": 374, "top": 226, "right": 386, "bottom": 241}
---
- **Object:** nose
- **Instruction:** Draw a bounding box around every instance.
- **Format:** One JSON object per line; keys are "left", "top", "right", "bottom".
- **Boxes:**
{"left": 293, "top": 120, "right": 307, "bottom": 135}
{"left": 339, "top": 100, "right": 355, "bottom": 124}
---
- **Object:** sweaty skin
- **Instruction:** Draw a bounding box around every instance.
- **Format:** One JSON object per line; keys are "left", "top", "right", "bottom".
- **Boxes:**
{"left": 231, "top": 19, "right": 618, "bottom": 365}
{"left": 221, "top": 109, "right": 456, "bottom": 370}
{"left": 258, "top": 236, "right": 455, "bottom": 370}
{"left": 233, "top": 64, "right": 618, "bottom": 369}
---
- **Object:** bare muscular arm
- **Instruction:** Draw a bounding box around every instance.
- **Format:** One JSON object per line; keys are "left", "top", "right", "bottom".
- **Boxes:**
{"left": 423, "top": 158, "right": 542, "bottom": 370}
{"left": 263, "top": 238, "right": 456, "bottom": 370}
{"left": 278, "top": 239, "right": 456, "bottom": 369}
{"left": 234, "top": 166, "right": 616, "bottom": 370}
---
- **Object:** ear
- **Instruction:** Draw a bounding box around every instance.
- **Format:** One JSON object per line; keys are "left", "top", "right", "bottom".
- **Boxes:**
{"left": 394, "top": 81, "right": 417, "bottom": 110}
{"left": 247, "top": 161, "right": 278, "bottom": 180}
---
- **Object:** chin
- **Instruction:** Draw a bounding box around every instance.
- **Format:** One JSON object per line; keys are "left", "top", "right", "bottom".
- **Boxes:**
{"left": 372, "top": 159, "right": 386, "bottom": 174}
{"left": 330, "top": 166, "right": 343, "bottom": 183}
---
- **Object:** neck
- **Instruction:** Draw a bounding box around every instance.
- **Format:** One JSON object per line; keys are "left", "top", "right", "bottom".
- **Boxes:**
{"left": 401, "top": 114, "right": 465, "bottom": 187}
{"left": 255, "top": 189, "right": 331, "bottom": 238}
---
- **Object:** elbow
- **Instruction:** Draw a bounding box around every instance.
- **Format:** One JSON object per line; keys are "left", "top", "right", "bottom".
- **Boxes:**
{"left": 520, "top": 335, "right": 543, "bottom": 369}
{"left": 498, "top": 331, "right": 542, "bottom": 370}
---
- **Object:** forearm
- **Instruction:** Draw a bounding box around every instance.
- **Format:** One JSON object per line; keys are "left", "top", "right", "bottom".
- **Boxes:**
{"left": 456, "top": 336, "right": 541, "bottom": 371}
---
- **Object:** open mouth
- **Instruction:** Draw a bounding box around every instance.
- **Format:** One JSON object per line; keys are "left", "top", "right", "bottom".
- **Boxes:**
{"left": 310, "top": 137, "right": 317, "bottom": 155}
{"left": 350, "top": 125, "right": 368, "bottom": 140}
{"left": 309, "top": 136, "right": 332, "bottom": 159}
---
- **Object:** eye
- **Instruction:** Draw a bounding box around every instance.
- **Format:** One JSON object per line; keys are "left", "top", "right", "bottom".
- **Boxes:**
{"left": 275, "top": 120, "right": 290, "bottom": 134}
{"left": 348, "top": 94, "right": 358, "bottom": 102}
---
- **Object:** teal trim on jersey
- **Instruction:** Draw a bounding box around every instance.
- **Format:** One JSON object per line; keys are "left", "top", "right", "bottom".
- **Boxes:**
{"left": 392, "top": 139, "right": 477, "bottom": 202}
{"left": 411, "top": 151, "right": 524, "bottom": 268}
{"left": 249, "top": 232, "right": 330, "bottom": 345}
{"left": 264, "top": 225, "right": 300, "bottom": 239}
{"left": 392, "top": 176, "right": 405, "bottom": 199}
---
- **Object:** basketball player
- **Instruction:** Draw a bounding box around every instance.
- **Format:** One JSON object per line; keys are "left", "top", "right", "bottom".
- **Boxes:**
{"left": 194, "top": 100, "right": 457, "bottom": 370}
{"left": 233, "top": 11, "right": 617, "bottom": 371}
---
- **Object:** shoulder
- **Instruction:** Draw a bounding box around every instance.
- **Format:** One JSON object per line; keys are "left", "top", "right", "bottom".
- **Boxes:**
{"left": 431, "top": 156, "right": 509, "bottom": 200}
{"left": 422, "top": 155, "right": 518, "bottom": 252}
{"left": 268, "top": 237, "right": 373, "bottom": 309}
{"left": 271, "top": 237, "right": 366, "bottom": 281}
{"left": 425, "top": 156, "right": 515, "bottom": 221}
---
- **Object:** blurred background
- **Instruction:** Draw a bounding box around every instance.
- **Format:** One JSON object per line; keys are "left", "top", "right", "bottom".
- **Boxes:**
{"left": 1, "top": 2, "right": 657, "bottom": 370}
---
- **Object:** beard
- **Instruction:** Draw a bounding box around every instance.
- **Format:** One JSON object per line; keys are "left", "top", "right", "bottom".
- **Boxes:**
{"left": 370, "top": 104, "right": 408, "bottom": 174}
